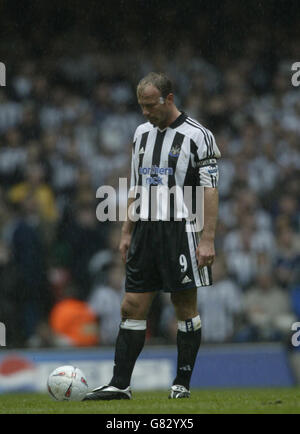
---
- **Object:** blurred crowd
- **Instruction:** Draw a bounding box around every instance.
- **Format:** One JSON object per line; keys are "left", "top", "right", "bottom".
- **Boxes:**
{"left": 0, "top": 27, "right": 299, "bottom": 348}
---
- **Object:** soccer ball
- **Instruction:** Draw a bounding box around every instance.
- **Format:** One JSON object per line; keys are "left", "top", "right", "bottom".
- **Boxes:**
{"left": 47, "top": 365, "right": 89, "bottom": 401}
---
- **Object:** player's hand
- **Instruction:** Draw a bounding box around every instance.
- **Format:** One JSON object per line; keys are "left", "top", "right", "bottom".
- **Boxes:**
{"left": 119, "top": 231, "right": 132, "bottom": 264}
{"left": 196, "top": 239, "right": 215, "bottom": 268}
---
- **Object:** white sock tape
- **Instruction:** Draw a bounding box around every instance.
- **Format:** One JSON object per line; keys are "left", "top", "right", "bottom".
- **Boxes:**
{"left": 178, "top": 315, "right": 201, "bottom": 332}
{"left": 120, "top": 319, "right": 147, "bottom": 331}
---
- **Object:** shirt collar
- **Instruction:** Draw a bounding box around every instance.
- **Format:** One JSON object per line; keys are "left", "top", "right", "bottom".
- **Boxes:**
{"left": 156, "top": 111, "right": 187, "bottom": 132}
{"left": 169, "top": 111, "right": 187, "bottom": 129}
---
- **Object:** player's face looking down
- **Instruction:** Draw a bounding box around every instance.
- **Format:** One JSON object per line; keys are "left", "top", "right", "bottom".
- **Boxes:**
{"left": 137, "top": 84, "right": 174, "bottom": 130}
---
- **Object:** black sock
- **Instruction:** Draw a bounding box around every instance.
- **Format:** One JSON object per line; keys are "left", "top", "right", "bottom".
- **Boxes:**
{"left": 173, "top": 327, "right": 202, "bottom": 390}
{"left": 109, "top": 326, "right": 146, "bottom": 389}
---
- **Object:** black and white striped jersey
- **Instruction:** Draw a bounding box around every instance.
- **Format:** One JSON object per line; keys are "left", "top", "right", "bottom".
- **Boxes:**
{"left": 129, "top": 112, "right": 221, "bottom": 222}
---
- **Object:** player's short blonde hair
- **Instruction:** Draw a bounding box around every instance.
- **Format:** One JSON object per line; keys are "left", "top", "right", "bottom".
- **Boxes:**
{"left": 137, "top": 72, "right": 173, "bottom": 98}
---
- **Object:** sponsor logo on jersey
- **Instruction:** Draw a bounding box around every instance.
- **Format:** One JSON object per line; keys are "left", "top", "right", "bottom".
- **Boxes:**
{"left": 139, "top": 166, "right": 173, "bottom": 175}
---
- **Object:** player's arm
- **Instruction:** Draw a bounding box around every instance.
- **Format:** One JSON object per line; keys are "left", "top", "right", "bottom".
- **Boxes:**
{"left": 119, "top": 143, "right": 137, "bottom": 263}
{"left": 196, "top": 187, "right": 218, "bottom": 268}
{"left": 119, "top": 197, "right": 135, "bottom": 263}
{"left": 192, "top": 128, "right": 220, "bottom": 268}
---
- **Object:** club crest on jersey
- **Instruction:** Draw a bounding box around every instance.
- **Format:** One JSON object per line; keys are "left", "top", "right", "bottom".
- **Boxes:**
{"left": 169, "top": 145, "right": 181, "bottom": 157}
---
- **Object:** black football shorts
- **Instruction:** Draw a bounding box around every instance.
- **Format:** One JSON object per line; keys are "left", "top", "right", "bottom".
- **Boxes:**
{"left": 125, "top": 219, "right": 212, "bottom": 293}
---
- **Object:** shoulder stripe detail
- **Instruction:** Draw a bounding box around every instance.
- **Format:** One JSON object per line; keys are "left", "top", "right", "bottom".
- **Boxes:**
{"left": 186, "top": 118, "right": 214, "bottom": 158}
{"left": 186, "top": 117, "right": 204, "bottom": 128}
{"left": 185, "top": 120, "right": 212, "bottom": 158}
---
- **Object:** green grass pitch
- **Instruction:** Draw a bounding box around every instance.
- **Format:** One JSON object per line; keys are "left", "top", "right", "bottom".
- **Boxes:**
{"left": 0, "top": 388, "right": 300, "bottom": 414}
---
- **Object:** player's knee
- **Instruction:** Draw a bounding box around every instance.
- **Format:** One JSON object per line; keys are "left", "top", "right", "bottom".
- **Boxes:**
{"left": 121, "top": 300, "right": 135, "bottom": 319}
{"left": 121, "top": 296, "right": 144, "bottom": 319}
{"left": 174, "top": 305, "right": 197, "bottom": 321}
{"left": 171, "top": 289, "right": 198, "bottom": 320}
{"left": 171, "top": 288, "right": 196, "bottom": 305}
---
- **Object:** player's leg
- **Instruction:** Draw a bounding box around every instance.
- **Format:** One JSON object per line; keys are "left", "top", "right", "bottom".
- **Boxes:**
{"left": 171, "top": 286, "right": 198, "bottom": 321}
{"left": 84, "top": 221, "right": 160, "bottom": 401}
{"left": 170, "top": 288, "right": 202, "bottom": 397}
{"left": 84, "top": 291, "right": 156, "bottom": 401}
{"left": 108, "top": 291, "right": 156, "bottom": 390}
{"left": 110, "top": 220, "right": 162, "bottom": 391}
{"left": 158, "top": 220, "right": 206, "bottom": 398}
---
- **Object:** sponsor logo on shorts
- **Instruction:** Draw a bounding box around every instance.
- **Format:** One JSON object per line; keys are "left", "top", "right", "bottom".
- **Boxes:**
{"left": 181, "top": 275, "right": 192, "bottom": 284}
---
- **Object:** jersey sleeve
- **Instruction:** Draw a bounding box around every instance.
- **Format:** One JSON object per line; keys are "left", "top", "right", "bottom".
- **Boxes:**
{"left": 191, "top": 129, "right": 221, "bottom": 188}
